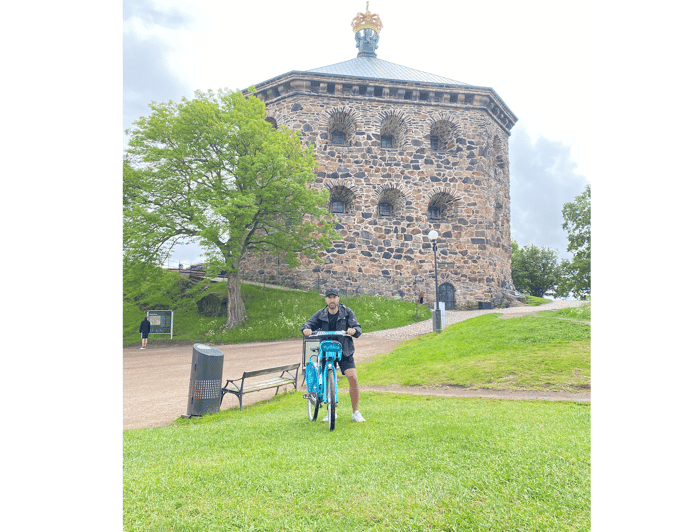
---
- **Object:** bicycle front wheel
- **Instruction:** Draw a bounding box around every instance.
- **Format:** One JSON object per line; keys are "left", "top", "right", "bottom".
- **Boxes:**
{"left": 326, "top": 366, "right": 336, "bottom": 431}
{"left": 308, "top": 392, "right": 319, "bottom": 421}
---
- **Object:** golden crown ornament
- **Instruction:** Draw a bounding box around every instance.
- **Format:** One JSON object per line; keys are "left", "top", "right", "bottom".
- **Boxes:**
{"left": 351, "top": 2, "right": 383, "bottom": 34}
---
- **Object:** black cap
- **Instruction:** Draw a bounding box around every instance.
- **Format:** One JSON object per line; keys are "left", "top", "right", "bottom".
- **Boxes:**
{"left": 325, "top": 287, "right": 339, "bottom": 297}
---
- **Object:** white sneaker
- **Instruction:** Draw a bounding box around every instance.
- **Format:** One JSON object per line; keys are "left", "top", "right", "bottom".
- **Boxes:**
{"left": 322, "top": 412, "right": 338, "bottom": 422}
{"left": 352, "top": 411, "right": 366, "bottom": 422}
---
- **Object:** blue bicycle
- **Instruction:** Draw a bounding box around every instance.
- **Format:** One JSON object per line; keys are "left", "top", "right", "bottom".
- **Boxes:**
{"left": 303, "top": 331, "right": 349, "bottom": 431}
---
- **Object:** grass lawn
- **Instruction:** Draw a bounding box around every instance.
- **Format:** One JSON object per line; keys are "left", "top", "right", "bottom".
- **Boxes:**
{"left": 123, "top": 288, "right": 590, "bottom": 531}
{"left": 124, "top": 392, "right": 590, "bottom": 532}
{"left": 524, "top": 295, "right": 552, "bottom": 306}
{"left": 354, "top": 310, "right": 590, "bottom": 392}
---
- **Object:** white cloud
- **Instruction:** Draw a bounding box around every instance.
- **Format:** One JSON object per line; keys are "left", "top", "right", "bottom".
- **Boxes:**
{"left": 509, "top": 124, "right": 589, "bottom": 260}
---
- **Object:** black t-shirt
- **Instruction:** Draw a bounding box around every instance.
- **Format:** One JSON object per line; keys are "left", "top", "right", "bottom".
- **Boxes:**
{"left": 327, "top": 310, "right": 339, "bottom": 331}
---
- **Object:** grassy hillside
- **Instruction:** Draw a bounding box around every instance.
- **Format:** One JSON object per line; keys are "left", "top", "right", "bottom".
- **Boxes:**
{"left": 354, "top": 307, "right": 590, "bottom": 392}
{"left": 123, "top": 267, "right": 431, "bottom": 346}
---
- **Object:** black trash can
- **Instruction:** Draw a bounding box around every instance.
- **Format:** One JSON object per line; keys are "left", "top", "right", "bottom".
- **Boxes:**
{"left": 186, "top": 343, "right": 224, "bottom": 417}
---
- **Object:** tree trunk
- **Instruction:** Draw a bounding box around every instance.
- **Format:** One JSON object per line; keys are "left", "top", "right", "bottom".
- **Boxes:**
{"left": 225, "top": 269, "right": 247, "bottom": 330}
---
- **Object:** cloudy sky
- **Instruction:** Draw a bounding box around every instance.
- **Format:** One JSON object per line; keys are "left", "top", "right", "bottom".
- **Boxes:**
{"left": 123, "top": 0, "right": 597, "bottom": 266}
{"left": 3, "top": 2, "right": 674, "bottom": 523}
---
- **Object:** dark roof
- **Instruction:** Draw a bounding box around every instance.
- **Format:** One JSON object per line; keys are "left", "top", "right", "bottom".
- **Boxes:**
{"left": 306, "top": 56, "right": 471, "bottom": 86}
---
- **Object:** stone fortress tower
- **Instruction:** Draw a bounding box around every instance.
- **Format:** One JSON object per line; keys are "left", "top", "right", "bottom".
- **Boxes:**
{"left": 240, "top": 3, "right": 520, "bottom": 309}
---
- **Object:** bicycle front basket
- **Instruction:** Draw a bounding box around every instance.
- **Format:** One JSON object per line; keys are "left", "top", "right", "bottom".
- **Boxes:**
{"left": 320, "top": 340, "right": 343, "bottom": 361}
{"left": 305, "top": 362, "right": 319, "bottom": 394}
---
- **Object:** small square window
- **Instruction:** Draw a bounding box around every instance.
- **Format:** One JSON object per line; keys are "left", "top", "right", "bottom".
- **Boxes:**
{"left": 379, "top": 203, "right": 392, "bottom": 216}
{"left": 430, "top": 136, "right": 440, "bottom": 151}
{"left": 331, "top": 131, "right": 345, "bottom": 145}
{"left": 331, "top": 201, "right": 344, "bottom": 213}
{"left": 381, "top": 135, "right": 393, "bottom": 148}
{"left": 428, "top": 207, "right": 441, "bottom": 219}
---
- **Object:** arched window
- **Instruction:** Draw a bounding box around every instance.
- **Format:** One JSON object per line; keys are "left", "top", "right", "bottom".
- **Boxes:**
{"left": 379, "top": 112, "right": 409, "bottom": 150}
{"left": 328, "top": 185, "right": 355, "bottom": 215}
{"left": 379, "top": 202, "right": 392, "bottom": 216}
{"left": 331, "top": 130, "right": 346, "bottom": 145}
{"left": 428, "top": 118, "right": 460, "bottom": 153}
{"left": 427, "top": 191, "right": 457, "bottom": 221}
{"left": 376, "top": 187, "right": 406, "bottom": 218}
{"left": 325, "top": 108, "right": 358, "bottom": 147}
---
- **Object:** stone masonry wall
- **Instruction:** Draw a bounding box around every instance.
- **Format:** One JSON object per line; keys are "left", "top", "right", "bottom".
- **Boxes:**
{"left": 239, "top": 76, "right": 516, "bottom": 308}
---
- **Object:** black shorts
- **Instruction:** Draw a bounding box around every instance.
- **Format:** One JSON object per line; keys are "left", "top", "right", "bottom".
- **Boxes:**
{"left": 337, "top": 354, "right": 356, "bottom": 375}
{"left": 141, "top": 332, "right": 149, "bottom": 339}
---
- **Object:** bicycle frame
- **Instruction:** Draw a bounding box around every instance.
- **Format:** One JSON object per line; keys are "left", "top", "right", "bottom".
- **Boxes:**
{"left": 308, "top": 342, "right": 341, "bottom": 404}
{"left": 303, "top": 331, "right": 348, "bottom": 431}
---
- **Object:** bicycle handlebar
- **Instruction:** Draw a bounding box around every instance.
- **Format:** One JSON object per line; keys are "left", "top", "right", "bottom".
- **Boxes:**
{"left": 308, "top": 330, "right": 351, "bottom": 338}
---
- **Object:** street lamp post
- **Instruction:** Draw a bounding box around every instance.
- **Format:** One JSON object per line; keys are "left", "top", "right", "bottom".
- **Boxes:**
{"left": 428, "top": 230, "right": 441, "bottom": 333}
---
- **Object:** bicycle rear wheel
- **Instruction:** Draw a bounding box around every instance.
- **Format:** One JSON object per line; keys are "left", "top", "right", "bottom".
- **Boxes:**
{"left": 305, "top": 362, "right": 320, "bottom": 422}
{"left": 326, "top": 366, "right": 336, "bottom": 431}
{"left": 307, "top": 392, "right": 319, "bottom": 421}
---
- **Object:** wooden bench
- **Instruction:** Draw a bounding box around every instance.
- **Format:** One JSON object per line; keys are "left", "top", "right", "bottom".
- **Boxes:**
{"left": 220, "top": 363, "right": 300, "bottom": 410}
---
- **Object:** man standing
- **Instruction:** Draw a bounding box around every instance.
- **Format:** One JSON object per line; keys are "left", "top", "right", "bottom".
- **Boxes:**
{"left": 301, "top": 288, "right": 365, "bottom": 422}
{"left": 139, "top": 315, "right": 151, "bottom": 350}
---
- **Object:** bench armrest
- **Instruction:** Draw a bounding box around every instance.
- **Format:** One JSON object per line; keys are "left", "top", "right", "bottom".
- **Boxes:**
{"left": 221, "top": 376, "right": 245, "bottom": 396}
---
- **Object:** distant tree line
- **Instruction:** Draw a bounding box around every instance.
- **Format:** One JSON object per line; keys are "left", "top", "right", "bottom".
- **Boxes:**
{"left": 511, "top": 185, "right": 591, "bottom": 300}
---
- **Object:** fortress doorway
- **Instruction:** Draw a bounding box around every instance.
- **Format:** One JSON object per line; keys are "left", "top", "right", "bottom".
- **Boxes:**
{"left": 439, "top": 282, "right": 455, "bottom": 310}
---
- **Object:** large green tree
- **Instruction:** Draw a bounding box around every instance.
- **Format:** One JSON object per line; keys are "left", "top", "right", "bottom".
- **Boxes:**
{"left": 557, "top": 185, "right": 591, "bottom": 300}
{"left": 511, "top": 241, "right": 564, "bottom": 298}
{"left": 124, "top": 88, "right": 338, "bottom": 328}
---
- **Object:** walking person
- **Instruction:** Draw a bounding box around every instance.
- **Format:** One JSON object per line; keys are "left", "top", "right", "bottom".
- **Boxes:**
{"left": 139, "top": 315, "right": 151, "bottom": 350}
{"left": 301, "top": 288, "right": 365, "bottom": 422}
